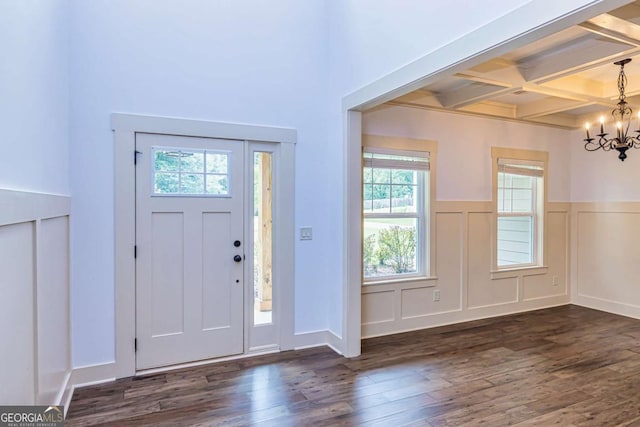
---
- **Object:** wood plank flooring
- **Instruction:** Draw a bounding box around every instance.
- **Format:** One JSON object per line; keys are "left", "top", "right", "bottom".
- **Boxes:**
{"left": 66, "top": 305, "right": 640, "bottom": 426}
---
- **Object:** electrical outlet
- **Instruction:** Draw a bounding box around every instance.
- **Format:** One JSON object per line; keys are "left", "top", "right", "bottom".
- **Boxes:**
{"left": 433, "top": 289, "right": 441, "bottom": 302}
{"left": 300, "top": 227, "right": 312, "bottom": 240}
{"left": 552, "top": 276, "right": 559, "bottom": 286}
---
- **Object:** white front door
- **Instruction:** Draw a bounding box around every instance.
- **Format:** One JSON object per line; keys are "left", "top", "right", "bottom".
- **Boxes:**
{"left": 135, "top": 133, "right": 244, "bottom": 370}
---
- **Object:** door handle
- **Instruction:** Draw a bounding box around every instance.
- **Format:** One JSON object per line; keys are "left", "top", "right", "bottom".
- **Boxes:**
{"left": 233, "top": 255, "right": 242, "bottom": 263}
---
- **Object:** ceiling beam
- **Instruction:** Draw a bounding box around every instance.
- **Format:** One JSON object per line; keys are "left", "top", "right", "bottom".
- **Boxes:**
{"left": 528, "top": 113, "right": 580, "bottom": 128}
{"left": 521, "top": 83, "right": 616, "bottom": 107}
{"left": 437, "top": 83, "right": 516, "bottom": 109}
{"left": 582, "top": 13, "right": 640, "bottom": 46}
{"left": 461, "top": 62, "right": 526, "bottom": 86}
{"left": 391, "top": 90, "right": 442, "bottom": 108}
{"left": 522, "top": 37, "right": 636, "bottom": 83}
{"left": 516, "top": 98, "right": 590, "bottom": 119}
{"left": 458, "top": 101, "right": 516, "bottom": 119}
{"left": 385, "top": 98, "right": 575, "bottom": 129}
{"left": 579, "top": 21, "right": 640, "bottom": 47}
{"left": 453, "top": 73, "right": 512, "bottom": 88}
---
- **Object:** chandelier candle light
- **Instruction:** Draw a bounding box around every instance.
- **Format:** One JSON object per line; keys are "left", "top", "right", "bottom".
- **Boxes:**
{"left": 584, "top": 58, "right": 640, "bottom": 161}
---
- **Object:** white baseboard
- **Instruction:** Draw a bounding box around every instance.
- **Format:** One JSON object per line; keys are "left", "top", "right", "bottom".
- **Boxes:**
{"left": 70, "top": 333, "right": 344, "bottom": 393}
{"left": 293, "top": 330, "right": 329, "bottom": 349}
{"left": 572, "top": 294, "right": 640, "bottom": 320}
{"left": 71, "top": 362, "right": 117, "bottom": 388}
{"left": 59, "top": 372, "right": 73, "bottom": 418}
{"left": 363, "top": 295, "right": 570, "bottom": 338}
{"left": 294, "top": 330, "right": 344, "bottom": 355}
{"left": 326, "top": 330, "right": 343, "bottom": 355}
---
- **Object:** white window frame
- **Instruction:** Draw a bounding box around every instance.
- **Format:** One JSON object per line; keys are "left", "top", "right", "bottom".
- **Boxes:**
{"left": 491, "top": 147, "right": 548, "bottom": 272}
{"left": 362, "top": 135, "right": 437, "bottom": 285}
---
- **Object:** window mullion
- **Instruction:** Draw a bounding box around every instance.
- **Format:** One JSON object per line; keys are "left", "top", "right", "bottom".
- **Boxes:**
{"left": 365, "top": 213, "right": 420, "bottom": 219}
{"left": 498, "top": 212, "right": 534, "bottom": 218}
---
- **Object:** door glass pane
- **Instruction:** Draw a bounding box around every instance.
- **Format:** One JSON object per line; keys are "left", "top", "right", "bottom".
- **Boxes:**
{"left": 152, "top": 147, "right": 231, "bottom": 196}
{"left": 154, "top": 172, "right": 179, "bottom": 193}
{"left": 154, "top": 151, "right": 180, "bottom": 171}
{"left": 181, "top": 151, "right": 204, "bottom": 172}
{"left": 206, "top": 153, "right": 228, "bottom": 174}
{"left": 180, "top": 173, "right": 204, "bottom": 194}
{"left": 254, "top": 152, "right": 273, "bottom": 326}
{"left": 206, "top": 175, "right": 228, "bottom": 195}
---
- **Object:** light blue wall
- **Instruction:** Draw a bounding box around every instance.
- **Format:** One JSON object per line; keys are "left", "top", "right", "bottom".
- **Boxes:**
{"left": 60, "top": 0, "right": 624, "bottom": 366}
{"left": 68, "top": 0, "right": 332, "bottom": 366}
{"left": 0, "top": 1, "right": 70, "bottom": 195}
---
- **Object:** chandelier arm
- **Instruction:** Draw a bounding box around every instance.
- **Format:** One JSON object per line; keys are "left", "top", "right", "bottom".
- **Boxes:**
{"left": 584, "top": 137, "right": 611, "bottom": 151}
{"left": 584, "top": 140, "right": 600, "bottom": 151}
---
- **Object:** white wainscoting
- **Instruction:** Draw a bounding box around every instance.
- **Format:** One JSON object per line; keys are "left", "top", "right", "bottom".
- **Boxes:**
{"left": 362, "top": 201, "right": 570, "bottom": 337}
{"left": 0, "top": 190, "right": 71, "bottom": 407}
{"left": 572, "top": 202, "right": 640, "bottom": 319}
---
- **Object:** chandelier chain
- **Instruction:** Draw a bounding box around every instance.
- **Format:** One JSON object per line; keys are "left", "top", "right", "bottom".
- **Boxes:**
{"left": 618, "top": 63, "right": 627, "bottom": 106}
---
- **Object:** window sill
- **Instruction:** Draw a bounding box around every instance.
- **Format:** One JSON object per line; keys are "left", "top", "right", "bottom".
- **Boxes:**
{"left": 363, "top": 275, "right": 437, "bottom": 288}
{"left": 490, "top": 265, "right": 548, "bottom": 279}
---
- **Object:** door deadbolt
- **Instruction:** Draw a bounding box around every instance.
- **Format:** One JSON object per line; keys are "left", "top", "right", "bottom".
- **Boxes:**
{"left": 234, "top": 240, "right": 241, "bottom": 247}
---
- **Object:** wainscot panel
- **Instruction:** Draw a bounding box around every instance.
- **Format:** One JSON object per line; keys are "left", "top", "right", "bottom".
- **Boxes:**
{"left": 572, "top": 203, "right": 640, "bottom": 318}
{"left": 0, "top": 190, "right": 71, "bottom": 406}
{"left": 362, "top": 201, "right": 570, "bottom": 338}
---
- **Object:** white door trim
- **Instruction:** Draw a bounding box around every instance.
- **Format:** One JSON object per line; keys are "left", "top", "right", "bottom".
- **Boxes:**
{"left": 341, "top": 0, "right": 630, "bottom": 357}
{"left": 112, "top": 113, "right": 296, "bottom": 379}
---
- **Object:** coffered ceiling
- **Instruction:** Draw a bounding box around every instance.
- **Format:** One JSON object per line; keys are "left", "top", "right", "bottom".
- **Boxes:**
{"left": 387, "top": 2, "right": 640, "bottom": 129}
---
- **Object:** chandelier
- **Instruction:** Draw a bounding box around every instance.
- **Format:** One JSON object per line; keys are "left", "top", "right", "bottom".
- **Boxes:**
{"left": 584, "top": 58, "right": 640, "bottom": 161}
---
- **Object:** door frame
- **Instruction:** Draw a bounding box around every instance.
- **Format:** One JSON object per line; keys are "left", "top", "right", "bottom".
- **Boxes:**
{"left": 112, "top": 113, "right": 296, "bottom": 378}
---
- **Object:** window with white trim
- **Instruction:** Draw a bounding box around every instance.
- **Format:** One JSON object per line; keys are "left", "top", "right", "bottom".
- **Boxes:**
{"left": 496, "top": 158, "right": 544, "bottom": 268}
{"left": 363, "top": 149, "right": 429, "bottom": 281}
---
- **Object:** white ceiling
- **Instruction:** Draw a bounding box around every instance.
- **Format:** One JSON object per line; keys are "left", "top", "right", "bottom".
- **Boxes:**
{"left": 387, "top": 2, "right": 640, "bottom": 129}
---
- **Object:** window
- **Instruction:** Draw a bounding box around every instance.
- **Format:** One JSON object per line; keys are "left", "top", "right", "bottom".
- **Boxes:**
{"left": 152, "top": 147, "right": 230, "bottom": 196}
{"left": 363, "top": 149, "right": 429, "bottom": 281}
{"left": 253, "top": 151, "right": 273, "bottom": 326}
{"left": 496, "top": 157, "right": 544, "bottom": 268}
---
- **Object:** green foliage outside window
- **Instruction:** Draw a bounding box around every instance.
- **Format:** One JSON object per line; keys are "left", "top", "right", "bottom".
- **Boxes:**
{"left": 363, "top": 225, "right": 416, "bottom": 275}
{"left": 377, "top": 226, "right": 416, "bottom": 273}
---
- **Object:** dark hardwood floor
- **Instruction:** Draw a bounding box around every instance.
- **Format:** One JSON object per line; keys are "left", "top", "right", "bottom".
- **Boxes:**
{"left": 66, "top": 305, "right": 640, "bottom": 426}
